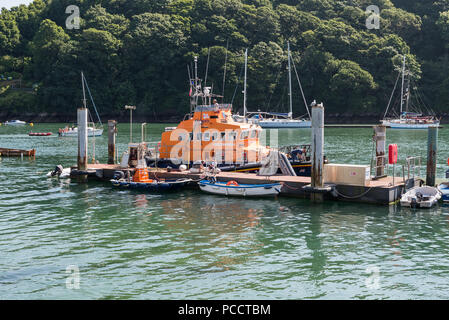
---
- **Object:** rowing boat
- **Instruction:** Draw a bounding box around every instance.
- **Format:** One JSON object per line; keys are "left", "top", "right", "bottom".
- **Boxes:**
{"left": 198, "top": 179, "right": 281, "bottom": 197}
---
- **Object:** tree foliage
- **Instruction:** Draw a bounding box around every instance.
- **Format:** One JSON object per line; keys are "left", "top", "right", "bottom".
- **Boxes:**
{"left": 1, "top": 0, "right": 449, "bottom": 117}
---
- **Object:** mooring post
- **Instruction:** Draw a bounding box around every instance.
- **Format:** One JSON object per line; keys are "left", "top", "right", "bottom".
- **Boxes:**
{"left": 77, "top": 108, "right": 88, "bottom": 172}
{"left": 311, "top": 103, "right": 324, "bottom": 202}
{"left": 426, "top": 126, "right": 438, "bottom": 186}
{"left": 373, "top": 125, "right": 386, "bottom": 179}
{"left": 108, "top": 120, "right": 117, "bottom": 164}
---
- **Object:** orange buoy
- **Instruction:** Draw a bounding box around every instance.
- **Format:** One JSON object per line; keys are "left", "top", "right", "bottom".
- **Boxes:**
{"left": 226, "top": 180, "right": 239, "bottom": 187}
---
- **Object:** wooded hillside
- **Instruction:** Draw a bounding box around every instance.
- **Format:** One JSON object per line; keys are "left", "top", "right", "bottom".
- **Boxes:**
{"left": 1, "top": 0, "right": 449, "bottom": 121}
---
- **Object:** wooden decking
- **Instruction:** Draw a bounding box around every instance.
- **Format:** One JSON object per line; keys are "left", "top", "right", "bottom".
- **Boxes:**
{"left": 75, "top": 164, "right": 415, "bottom": 205}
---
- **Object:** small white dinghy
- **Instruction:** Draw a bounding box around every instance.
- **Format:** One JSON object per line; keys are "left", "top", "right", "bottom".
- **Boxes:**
{"left": 400, "top": 186, "right": 441, "bottom": 208}
{"left": 198, "top": 179, "right": 281, "bottom": 197}
{"left": 4, "top": 120, "right": 26, "bottom": 126}
{"left": 437, "top": 183, "right": 449, "bottom": 203}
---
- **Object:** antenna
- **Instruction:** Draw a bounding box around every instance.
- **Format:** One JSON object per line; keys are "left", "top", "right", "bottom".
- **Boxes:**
{"left": 243, "top": 49, "right": 248, "bottom": 123}
{"left": 194, "top": 56, "right": 199, "bottom": 107}
{"left": 287, "top": 42, "right": 293, "bottom": 119}
{"left": 203, "top": 49, "right": 211, "bottom": 106}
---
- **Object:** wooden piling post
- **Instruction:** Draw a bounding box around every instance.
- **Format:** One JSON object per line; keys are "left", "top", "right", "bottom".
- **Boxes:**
{"left": 426, "top": 126, "right": 438, "bottom": 186}
{"left": 108, "top": 120, "right": 117, "bottom": 164}
{"left": 311, "top": 103, "right": 324, "bottom": 202}
{"left": 373, "top": 125, "right": 386, "bottom": 179}
{"left": 77, "top": 108, "right": 88, "bottom": 171}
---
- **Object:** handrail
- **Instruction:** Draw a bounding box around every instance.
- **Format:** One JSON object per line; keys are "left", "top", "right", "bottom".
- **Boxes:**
{"left": 370, "top": 155, "right": 387, "bottom": 177}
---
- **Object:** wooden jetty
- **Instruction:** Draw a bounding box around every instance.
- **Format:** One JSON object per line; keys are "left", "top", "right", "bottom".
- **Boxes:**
{"left": 71, "top": 164, "right": 416, "bottom": 205}
{"left": 0, "top": 147, "right": 36, "bottom": 157}
{"left": 67, "top": 103, "right": 432, "bottom": 206}
{"left": 324, "top": 124, "right": 444, "bottom": 128}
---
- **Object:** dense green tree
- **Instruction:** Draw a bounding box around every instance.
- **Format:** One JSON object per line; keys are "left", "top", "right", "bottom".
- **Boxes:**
{"left": 30, "top": 19, "right": 70, "bottom": 80}
{"left": 328, "top": 60, "right": 377, "bottom": 112}
{"left": 0, "top": 11, "right": 21, "bottom": 55}
{"left": 2, "top": 0, "right": 449, "bottom": 119}
{"left": 83, "top": 5, "right": 130, "bottom": 38}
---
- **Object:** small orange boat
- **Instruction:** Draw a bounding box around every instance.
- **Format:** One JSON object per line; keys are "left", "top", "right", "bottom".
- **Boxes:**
{"left": 0, "top": 148, "right": 36, "bottom": 157}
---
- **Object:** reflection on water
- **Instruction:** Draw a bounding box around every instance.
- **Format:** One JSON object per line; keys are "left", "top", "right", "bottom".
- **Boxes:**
{"left": 2, "top": 124, "right": 449, "bottom": 298}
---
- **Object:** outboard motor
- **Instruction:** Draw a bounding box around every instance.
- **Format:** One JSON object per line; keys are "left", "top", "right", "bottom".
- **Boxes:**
{"left": 416, "top": 192, "right": 423, "bottom": 202}
{"left": 446, "top": 169, "right": 449, "bottom": 179}
{"left": 411, "top": 197, "right": 418, "bottom": 209}
{"left": 50, "top": 165, "right": 63, "bottom": 177}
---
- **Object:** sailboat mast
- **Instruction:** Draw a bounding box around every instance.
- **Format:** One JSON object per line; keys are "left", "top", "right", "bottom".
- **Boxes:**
{"left": 243, "top": 49, "right": 248, "bottom": 123}
{"left": 405, "top": 73, "right": 411, "bottom": 113}
{"left": 288, "top": 42, "right": 293, "bottom": 120}
{"left": 81, "top": 71, "right": 87, "bottom": 109}
{"left": 400, "top": 55, "right": 406, "bottom": 117}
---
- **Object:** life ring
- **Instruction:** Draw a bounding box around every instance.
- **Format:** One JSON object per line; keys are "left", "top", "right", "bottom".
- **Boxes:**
{"left": 226, "top": 180, "right": 239, "bottom": 187}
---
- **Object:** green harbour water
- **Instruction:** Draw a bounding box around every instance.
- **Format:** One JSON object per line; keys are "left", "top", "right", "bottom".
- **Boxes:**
{"left": 2, "top": 123, "right": 449, "bottom": 299}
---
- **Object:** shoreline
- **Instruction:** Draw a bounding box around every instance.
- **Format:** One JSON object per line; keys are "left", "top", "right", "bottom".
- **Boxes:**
{"left": 1, "top": 112, "right": 448, "bottom": 125}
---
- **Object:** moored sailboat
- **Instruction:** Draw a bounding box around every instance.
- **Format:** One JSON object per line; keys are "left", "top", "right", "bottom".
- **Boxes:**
{"left": 247, "top": 42, "right": 311, "bottom": 128}
{"left": 381, "top": 55, "right": 440, "bottom": 129}
{"left": 59, "top": 72, "right": 104, "bottom": 137}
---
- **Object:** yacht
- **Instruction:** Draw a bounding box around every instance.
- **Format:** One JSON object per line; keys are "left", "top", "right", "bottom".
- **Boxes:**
{"left": 58, "top": 72, "right": 103, "bottom": 137}
{"left": 4, "top": 120, "right": 26, "bottom": 126}
{"left": 247, "top": 42, "right": 311, "bottom": 128}
{"left": 58, "top": 125, "right": 103, "bottom": 137}
{"left": 381, "top": 55, "right": 440, "bottom": 129}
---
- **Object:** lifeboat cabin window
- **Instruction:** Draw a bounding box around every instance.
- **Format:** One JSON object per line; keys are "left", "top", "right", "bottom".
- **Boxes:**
{"left": 211, "top": 132, "right": 218, "bottom": 141}
{"left": 227, "top": 131, "right": 237, "bottom": 141}
{"left": 250, "top": 130, "right": 258, "bottom": 139}
{"left": 196, "top": 132, "right": 202, "bottom": 140}
{"left": 177, "top": 132, "right": 187, "bottom": 141}
{"left": 203, "top": 132, "right": 210, "bottom": 141}
{"left": 240, "top": 130, "right": 249, "bottom": 139}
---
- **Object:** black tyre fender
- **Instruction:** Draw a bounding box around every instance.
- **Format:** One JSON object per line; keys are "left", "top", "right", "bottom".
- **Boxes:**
{"left": 113, "top": 170, "right": 125, "bottom": 180}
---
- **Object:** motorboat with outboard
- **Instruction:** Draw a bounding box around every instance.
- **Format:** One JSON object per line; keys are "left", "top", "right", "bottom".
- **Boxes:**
{"left": 400, "top": 186, "right": 441, "bottom": 208}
